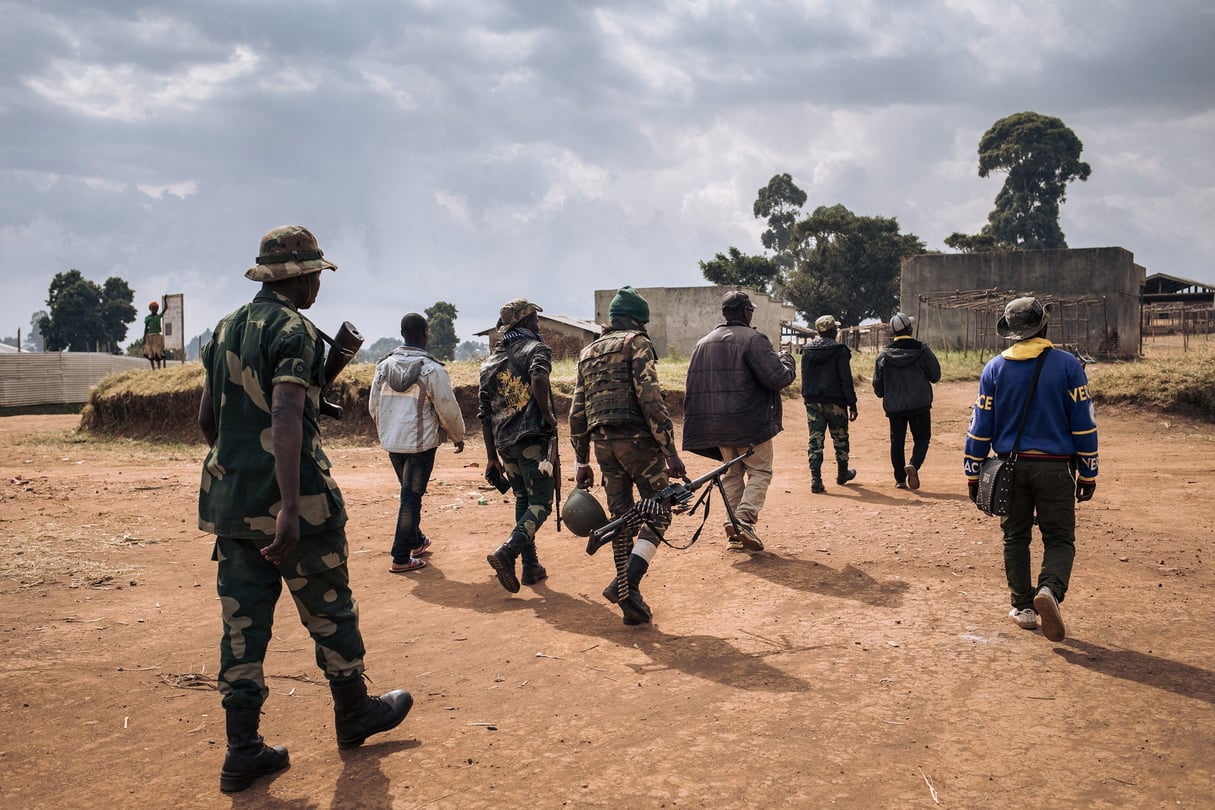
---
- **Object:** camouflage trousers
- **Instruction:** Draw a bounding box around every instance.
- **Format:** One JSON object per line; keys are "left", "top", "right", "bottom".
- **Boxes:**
{"left": 499, "top": 438, "right": 554, "bottom": 559}
{"left": 593, "top": 436, "right": 671, "bottom": 544}
{"left": 806, "top": 402, "right": 851, "bottom": 472}
{"left": 214, "top": 529, "right": 366, "bottom": 711}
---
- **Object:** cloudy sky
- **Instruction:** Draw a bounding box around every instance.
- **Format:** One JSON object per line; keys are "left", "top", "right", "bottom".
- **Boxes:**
{"left": 2, "top": 0, "right": 1213, "bottom": 350}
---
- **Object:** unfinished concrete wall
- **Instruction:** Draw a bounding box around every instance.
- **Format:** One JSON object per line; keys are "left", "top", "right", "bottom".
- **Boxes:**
{"left": 900, "top": 247, "right": 1144, "bottom": 358}
{"left": 594, "top": 286, "right": 797, "bottom": 358}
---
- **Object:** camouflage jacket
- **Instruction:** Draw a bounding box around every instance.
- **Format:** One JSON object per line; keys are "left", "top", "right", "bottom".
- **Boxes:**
{"left": 478, "top": 330, "right": 554, "bottom": 451}
{"left": 198, "top": 289, "right": 347, "bottom": 539}
{"left": 569, "top": 327, "right": 677, "bottom": 463}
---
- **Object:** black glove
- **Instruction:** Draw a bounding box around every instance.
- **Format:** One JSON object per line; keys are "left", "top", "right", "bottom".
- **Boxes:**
{"left": 968, "top": 480, "right": 979, "bottom": 503}
{"left": 1076, "top": 481, "right": 1096, "bottom": 502}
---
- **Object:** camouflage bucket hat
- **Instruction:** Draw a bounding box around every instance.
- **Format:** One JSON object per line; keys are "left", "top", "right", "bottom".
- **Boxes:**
{"left": 996, "top": 297, "right": 1049, "bottom": 340}
{"left": 815, "top": 314, "right": 840, "bottom": 333}
{"left": 498, "top": 298, "right": 542, "bottom": 329}
{"left": 246, "top": 225, "right": 338, "bottom": 282}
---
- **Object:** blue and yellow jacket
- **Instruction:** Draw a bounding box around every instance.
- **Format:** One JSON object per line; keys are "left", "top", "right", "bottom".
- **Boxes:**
{"left": 963, "top": 338, "right": 1098, "bottom": 483}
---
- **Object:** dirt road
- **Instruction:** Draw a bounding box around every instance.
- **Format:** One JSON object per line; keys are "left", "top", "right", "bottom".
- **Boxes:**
{"left": 1, "top": 378, "right": 1212, "bottom": 808}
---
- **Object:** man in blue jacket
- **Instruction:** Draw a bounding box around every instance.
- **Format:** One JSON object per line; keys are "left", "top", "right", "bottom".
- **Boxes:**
{"left": 964, "top": 297, "right": 1098, "bottom": 642}
{"left": 683, "top": 290, "right": 796, "bottom": 551}
{"left": 873, "top": 313, "right": 941, "bottom": 490}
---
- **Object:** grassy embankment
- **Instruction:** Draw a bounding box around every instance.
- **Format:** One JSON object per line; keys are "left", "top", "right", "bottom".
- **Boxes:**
{"left": 77, "top": 341, "right": 1215, "bottom": 443}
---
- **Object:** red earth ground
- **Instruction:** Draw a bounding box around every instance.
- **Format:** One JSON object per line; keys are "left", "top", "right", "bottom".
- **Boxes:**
{"left": 0, "top": 373, "right": 1212, "bottom": 808}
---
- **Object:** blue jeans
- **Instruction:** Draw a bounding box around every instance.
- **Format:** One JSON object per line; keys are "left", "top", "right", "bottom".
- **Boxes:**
{"left": 389, "top": 448, "right": 436, "bottom": 564}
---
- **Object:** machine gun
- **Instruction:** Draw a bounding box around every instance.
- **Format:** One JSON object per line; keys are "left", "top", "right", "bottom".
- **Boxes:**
{"left": 318, "top": 321, "right": 364, "bottom": 419}
{"left": 585, "top": 445, "right": 755, "bottom": 556}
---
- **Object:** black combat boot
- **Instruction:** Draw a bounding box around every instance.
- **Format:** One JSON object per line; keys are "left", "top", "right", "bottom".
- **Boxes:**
{"left": 836, "top": 461, "right": 856, "bottom": 486}
{"left": 619, "top": 555, "right": 652, "bottom": 626}
{"left": 520, "top": 539, "right": 548, "bottom": 586}
{"left": 329, "top": 677, "right": 413, "bottom": 749}
{"left": 487, "top": 533, "right": 527, "bottom": 593}
{"left": 810, "top": 470, "right": 826, "bottom": 493}
{"left": 219, "top": 707, "right": 290, "bottom": 793}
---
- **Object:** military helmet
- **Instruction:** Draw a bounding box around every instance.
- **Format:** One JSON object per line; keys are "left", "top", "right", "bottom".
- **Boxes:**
{"left": 563, "top": 487, "right": 609, "bottom": 537}
{"left": 246, "top": 225, "right": 338, "bottom": 282}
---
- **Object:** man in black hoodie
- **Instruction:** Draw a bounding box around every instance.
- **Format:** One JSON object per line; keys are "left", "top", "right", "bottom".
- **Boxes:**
{"left": 801, "top": 314, "right": 858, "bottom": 493}
{"left": 872, "top": 313, "right": 941, "bottom": 490}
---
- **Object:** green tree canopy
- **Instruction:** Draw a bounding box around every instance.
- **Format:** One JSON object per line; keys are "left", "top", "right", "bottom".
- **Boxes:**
{"left": 425, "top": 301, "right": 458, "bottom": 361}
{"left": 784, "top": 204, "right": 925, "bottom": 327}
{"left": 970, "top": 111, "right": 1091, "bottom": 250}
{"left": 38, "top": 269, "right": 136, "bottom": 352}
{"left": 360, "top": 336, "right": 401, "bottom": 364}
{"left": 455, "top": 339, "right": 488, "bottom": 361}
{"left": 753, "top": 173, "right": 807, "bottom": 270}
{"left": 698, "top": 246, "right": 782, "bottom": 294}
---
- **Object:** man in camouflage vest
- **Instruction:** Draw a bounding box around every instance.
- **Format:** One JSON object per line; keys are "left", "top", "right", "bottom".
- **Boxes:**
{"left": 480, "top": 299, "right": 558, "bottom": 593}
{"left": 569, "top": 286, "right": 687, "bottom": 625}
{"left": 198, "top": 225, "right": 412, "bottom": 792}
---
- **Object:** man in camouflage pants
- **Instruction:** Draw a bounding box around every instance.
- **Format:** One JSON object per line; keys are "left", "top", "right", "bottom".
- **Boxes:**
{"left": 800, "top": 314, "right": 859, "bottom": 493}
{"left": 569, "top": 286, "right": 687, "bottom": 625}
{"left": 481, "top": 299, "right": 558, "bottom": 593}
{"left": 198, "top": 225, "right": 412, "bottom": 793}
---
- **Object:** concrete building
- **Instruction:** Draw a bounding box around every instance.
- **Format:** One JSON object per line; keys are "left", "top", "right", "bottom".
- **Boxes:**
{"left": 900, "top": 247, "right": 1145, "bottom": 359}
{"left": 593, "top": 286, "right": 798, "bottom": 358}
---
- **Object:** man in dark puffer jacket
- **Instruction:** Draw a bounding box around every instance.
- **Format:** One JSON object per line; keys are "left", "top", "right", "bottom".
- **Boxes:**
{"left": 682, "top": 290, "right": 796, "bottom": 551}
{"left": 872, "top": 312, "right": 941, "bottom": 490}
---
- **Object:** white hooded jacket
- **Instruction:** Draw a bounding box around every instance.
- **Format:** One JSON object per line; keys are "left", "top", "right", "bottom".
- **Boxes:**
{"left": 369, "top": 346, "right": 466, "bottom": 454}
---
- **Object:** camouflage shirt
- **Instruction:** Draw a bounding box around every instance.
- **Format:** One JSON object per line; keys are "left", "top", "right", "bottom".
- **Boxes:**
{"left": 569, "top": 327, "right": 677, "bottom": 463}
{"left": 478, "top": 330, "right": 555, "bottom": 451}
{"left": 198, "top": 289, "right": 347, "bottom": 539}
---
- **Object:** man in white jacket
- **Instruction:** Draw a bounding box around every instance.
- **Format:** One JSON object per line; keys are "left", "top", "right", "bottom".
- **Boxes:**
{"left": 370, "top": 313, "right": 466, "bottom": 572}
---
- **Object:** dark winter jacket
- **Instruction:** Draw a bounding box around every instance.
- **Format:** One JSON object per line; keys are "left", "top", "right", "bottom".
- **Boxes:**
{"left": 682, "top": 322, "right": 796, "bottom": 458}
{"left": 800, "top": 337, "right": 856, "bottom": 408}
{"left": 872, "top": 336, "right": 941, "bottom": 415}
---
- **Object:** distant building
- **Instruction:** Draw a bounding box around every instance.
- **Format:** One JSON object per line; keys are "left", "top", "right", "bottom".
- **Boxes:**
{"left": 593, "top": 286, "right": 799, "bottom": 358}
{"left": 900, "top": 247, "right": 1145, "bottom": 359}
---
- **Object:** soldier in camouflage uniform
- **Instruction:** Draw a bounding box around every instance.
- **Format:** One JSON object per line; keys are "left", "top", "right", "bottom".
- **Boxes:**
{"left": 198, "top": 225, "right": 412, "bottom": 793}
{"left": 801, "top": 314, "right": 858, "bottom": 493}
{"left": 480, "top": 299, "right": 558, "bottom": 593}
{"left": 569, "top": 286, "right": 687, "bottom": 625}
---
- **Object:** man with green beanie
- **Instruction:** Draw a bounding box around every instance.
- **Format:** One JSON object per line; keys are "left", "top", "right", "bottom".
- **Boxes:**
{"left": 198, "top": 225, "right": 413, "bottom": 792}
{"left": 569, "top": 286, "right": 687, "bottom": 625}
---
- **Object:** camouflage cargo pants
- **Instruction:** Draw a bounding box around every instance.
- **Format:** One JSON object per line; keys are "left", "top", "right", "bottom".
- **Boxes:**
{"left": 215, "top": 529, "right": 366, "bottom": 710}
{"left": 499, "top": 438, "right": 555, "bottom": 558}
{"left": 806, "top": 402, "right": 851, "bottom": 473}
{"left": 593, "top": 436, "right": 671, "bottom": 544}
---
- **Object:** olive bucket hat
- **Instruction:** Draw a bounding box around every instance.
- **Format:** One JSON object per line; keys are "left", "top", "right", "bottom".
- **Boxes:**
{"left": 246, "top": 225, "right": 338, "bottom": 282}
{"left": 996, "top": 297, "right": 1049, "bottom": 340}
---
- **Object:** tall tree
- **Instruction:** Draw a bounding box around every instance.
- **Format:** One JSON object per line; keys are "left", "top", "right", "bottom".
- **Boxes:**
{"left": 783, "top": 204, "right": 925, "bottom": 326}
{"left": 26, "top": 311, "right": 47, "bottom": 351}
{"left": 37, "top": 270, "right": 136, "bottom": 352}
{"left": 699, "top": 247, "right": 781, "bottom": 294}
{"left": 359, "top": 336, "right": 401, "bottom": 364}
{"left": 425, "top": 301, "right": 458, "bottom": 361}
{"left": 753, "top": 173, "right": 808, "bottom": 271}
{"left": 975, "top": 111, "right": 1091, "bottom": 250}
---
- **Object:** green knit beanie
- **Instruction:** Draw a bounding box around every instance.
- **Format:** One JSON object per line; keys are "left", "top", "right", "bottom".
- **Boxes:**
{"left": 608, "top": 285, "right": 650, "bottom": 323}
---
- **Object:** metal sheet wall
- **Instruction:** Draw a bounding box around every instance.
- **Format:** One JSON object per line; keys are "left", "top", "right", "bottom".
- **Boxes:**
{"left": 0, "top": 353, "right": 153, "bottom": 407}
